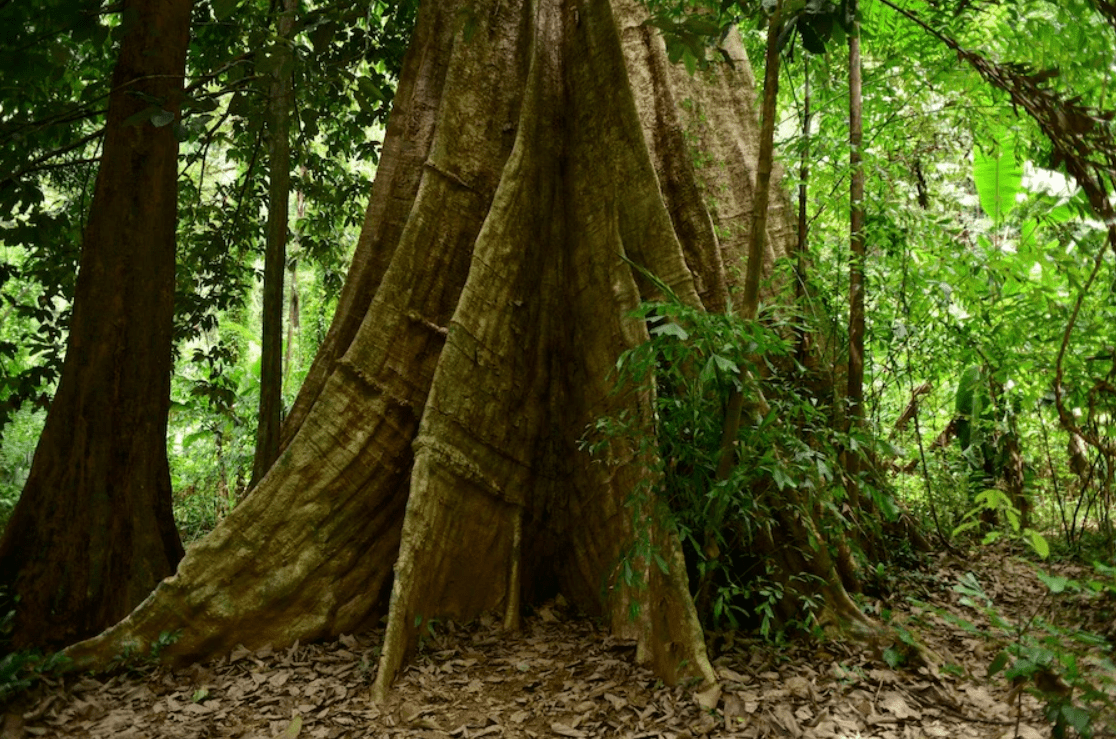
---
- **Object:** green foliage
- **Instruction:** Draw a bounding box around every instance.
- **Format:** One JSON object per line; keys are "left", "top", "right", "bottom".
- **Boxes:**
{"left": 953, "top": 364, "right": 985, "bottom": 453}
{"left": 640, "top": 0, "right": 857, "bottom": 75}
{"left": 0, "top": 0, "right": 416, "bottom": 443}
{"left": 0, "top": 587, "right": 71, "bottom": 703}
{"left": 0, "top": 0, "right": 410, "bottom": 540}
{"left": 108, "top": 629, "right": 183, "bottom": 672}
{"left": 0, "top": 649, "right": 70, "bottom": 704}
{"left": 973, "top": 124, "right": 1024, "bottom": 226}
{"left": 0, "top": 1, "right": 118, "bottom": 428}
{"left": 952, "top": 486, "right": 1048, "bottom": 557}
{"left": 923, "top": 564, "right": 1116, "bottom": 738}
{"left": 0, "top": 406, "right": 45, "bottom": 531}
{"left": 585, "top": 286, "right": 853, "bottom": 636}
{"left": 756, "top": 0, "right": 1116, "bottom": 543}
{"left": 995, "top": 578, "right": 1115, "bottom": 737}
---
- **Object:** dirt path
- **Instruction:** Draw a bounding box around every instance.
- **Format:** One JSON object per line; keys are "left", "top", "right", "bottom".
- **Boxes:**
{"left": 2, "top": 548, "right": 1106, "bottom": 738}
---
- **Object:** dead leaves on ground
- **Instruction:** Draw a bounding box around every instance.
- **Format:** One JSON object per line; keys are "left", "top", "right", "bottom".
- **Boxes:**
{"left": 6, "top": 549, "right": 1092, "bottom": 738}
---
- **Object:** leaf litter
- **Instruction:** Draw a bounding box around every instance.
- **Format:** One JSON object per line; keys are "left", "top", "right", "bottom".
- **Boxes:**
{"left": 3, "top": 546, "right": 1112, "bottom": 738}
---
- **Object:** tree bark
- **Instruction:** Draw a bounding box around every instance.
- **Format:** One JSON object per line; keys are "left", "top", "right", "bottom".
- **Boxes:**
{"left": 0, "top": 0, "right": 192, "bottom": 648}
{"left": 64, "top": 0, "right": 862, "bottom": 693}
{"left": 795, "top": 55, "right": 811, "bottom": 363}
{"left": 251, "top": 0, "right": 298, "bottom": 487}
{"left": 845, "top": 4, "right": 866, "bottom": 507}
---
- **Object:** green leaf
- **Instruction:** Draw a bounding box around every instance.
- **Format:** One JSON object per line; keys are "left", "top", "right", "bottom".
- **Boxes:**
{"left": 973, "top": 126, "right": 1023, "bottom": 224}
{"left": 987, "top": 650, "right": 1009, "bottom": 677}
{"left": 682, "top": 17, "right": 723, "bottom": 37}
{"left": 712, "top": 354, "right": 738, "bottom": 375}
{"left": 309, "top": 21, "right": 337, "bottom": 54}
{"left": 800, "top": 20, "right": 827, "bottom": 54}
{"left": 699, "top": 356, "right": 717, "bottom": 384}
{"left": 122, "top": 105, "right": 160, "bottom": 128}
{"left": 357, "top": 77, "right": 385, "bottom": 103}
{"left": 651, "top": 322, "right": 689, "bottom": 340}
{"left": 212, "top": 0, "right": 239, "bottom": 21}
{"left": 1036, "top": 569, "right": 1067, "bottom": 593}
{"left": 1005, "top": 657, "right": 1039, "bottom": 681}
{"left": 1061, "top": 705, "right": 1091, "bottom": 735}
{"left": 1027, "top": 529, "right": 1050, "bottom": 560}
{"left": 952, "top": 519, "right": 980, "bottom": 537}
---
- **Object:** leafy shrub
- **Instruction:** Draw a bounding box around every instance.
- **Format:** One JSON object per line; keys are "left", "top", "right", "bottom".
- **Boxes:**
{"left": 584, "top": 285, "right": 860, "bottom": 636}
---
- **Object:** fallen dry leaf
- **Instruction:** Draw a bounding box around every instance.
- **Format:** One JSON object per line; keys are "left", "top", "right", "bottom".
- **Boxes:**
{"left": 549, "top": 721, "right": 586, "bottom": 737}
{"left": 17, "top": 548, "right": 1100, "bottom": 739}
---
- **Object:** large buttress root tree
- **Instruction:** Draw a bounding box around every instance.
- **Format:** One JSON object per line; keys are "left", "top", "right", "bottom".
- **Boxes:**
{"left": 0, "top": 0, "right": 192, "bottom": 648}
{"left": 66, "top": 0, "right": 860, "bottom": 692}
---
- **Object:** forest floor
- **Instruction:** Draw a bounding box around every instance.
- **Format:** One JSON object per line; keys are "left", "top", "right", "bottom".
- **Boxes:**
{"left": 2, "top": 543, "right": 1114, "bottom": 739}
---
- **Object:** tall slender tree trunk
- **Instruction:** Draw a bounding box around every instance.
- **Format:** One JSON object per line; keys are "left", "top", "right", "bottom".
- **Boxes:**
{"left": 696, "top": 1, "right": 782, "bottom": 625}
{"left": 0, "top": 0, "right": 192, "bottom": 648}
{"left": 65, "top": 0, "right": 876, "bottom": 694}
{"left": 795, "top": 55, "right": 811, "bottom": 364}
{"left": 845, "top": 3, "right": 866, "bottom": 508}
{"left": 283, "top": 175, "right": 307, "bottom": 392}
{"left": 251, "top": 0, "right": 298, "bottom": 487}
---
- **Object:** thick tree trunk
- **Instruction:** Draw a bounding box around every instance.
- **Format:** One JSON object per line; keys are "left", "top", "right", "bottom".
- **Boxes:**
{"left": 0, "top": 0, "right": 191, "bottom": 648}
{"left": 64, "top": 0, "right": 864, "bottom": 693}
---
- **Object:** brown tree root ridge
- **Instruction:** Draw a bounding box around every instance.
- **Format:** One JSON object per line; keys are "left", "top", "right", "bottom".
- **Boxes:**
{"left": 64, "top": 0, "right": 867, "bottom": 696}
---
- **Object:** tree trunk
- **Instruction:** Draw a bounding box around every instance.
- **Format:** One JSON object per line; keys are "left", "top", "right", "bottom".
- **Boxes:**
{"left": 251, "top": 0, "right": 298, "bottom": 487}
{"left": 695, "top": 1, "right": 781, "bottom": 627}
{"left": 0, "top": 0, "right": 192, "bottom": 649}
{"left": 795, "top": 55, "right": 811, "bottom": 364}
{"left": 65, "top": 0, "right": 866, "bottom": 693}
{"left": 845, "top": 5, "right": 866, "bottom": 508}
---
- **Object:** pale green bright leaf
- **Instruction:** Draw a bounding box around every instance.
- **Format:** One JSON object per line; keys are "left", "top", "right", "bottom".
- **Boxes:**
{"left": 1027, "top": 529, "right": 1050, "bottom": 559}
{"left": 974, "top": 126, "right": 1023, "bottom": 224}
{"left": 651, "top": 322, "right": 689, "bottom": 340}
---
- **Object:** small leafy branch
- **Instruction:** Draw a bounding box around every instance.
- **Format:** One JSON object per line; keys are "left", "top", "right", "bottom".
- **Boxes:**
{"left": 944, "top": 494, "right": 1116, "bottom": 736}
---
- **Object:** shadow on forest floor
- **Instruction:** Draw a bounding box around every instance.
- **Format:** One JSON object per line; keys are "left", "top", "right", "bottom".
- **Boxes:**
{"left": 1, "top": 545, "right": 1111, "bottom": 738}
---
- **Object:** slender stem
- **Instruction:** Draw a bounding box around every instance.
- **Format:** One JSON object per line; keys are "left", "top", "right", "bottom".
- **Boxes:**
{"left": 845, "top": 0, "right": 866, "bottom": 506}
{"left": 740, "top": 2, "right": 783, "bottom": 322}
{"left": 795, "top": 55, "right": 811, "bottom": 363}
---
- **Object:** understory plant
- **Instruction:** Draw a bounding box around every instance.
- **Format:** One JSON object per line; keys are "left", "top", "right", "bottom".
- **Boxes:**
{"left": 0, "top": 589, "right": 71, "bottom": 704}
{"left": 918, "top": 544, "right": 1116, "bottom": 738}
{"left": 585, "top": 286, "right": 867, "bottom": 638}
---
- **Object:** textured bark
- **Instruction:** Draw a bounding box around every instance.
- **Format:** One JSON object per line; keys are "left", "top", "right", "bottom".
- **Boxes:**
{"left": 65, "top": 0, "right": 815, "bottom": 692}
{"left": 0, "top": 0, "right": 192, "bottom": 648}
